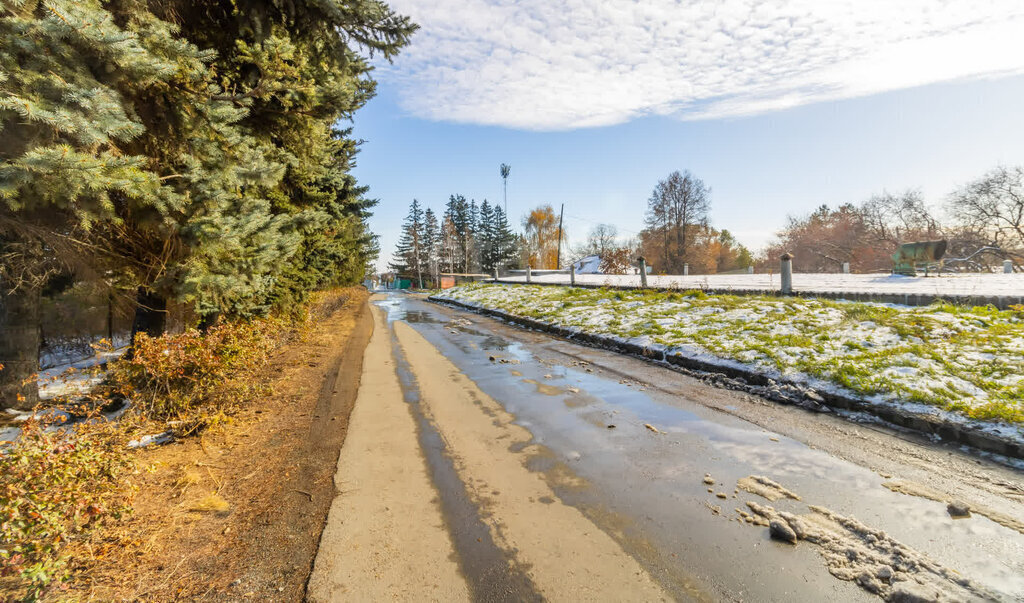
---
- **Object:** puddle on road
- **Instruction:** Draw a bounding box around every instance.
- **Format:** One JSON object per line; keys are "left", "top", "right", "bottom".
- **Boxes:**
{"left": 521, "top": 378, "right": 563, "bottom": 396}
{"left": 402, "top": 310, "right": 445, "bottom": 324}
{"left": 380, "top": 293, "right": 1024, "bottom": 601}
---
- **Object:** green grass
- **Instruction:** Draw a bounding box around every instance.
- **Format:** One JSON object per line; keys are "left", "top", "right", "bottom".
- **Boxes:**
{"left": 442, "top": 283, "right": 1024, "bottom": 425}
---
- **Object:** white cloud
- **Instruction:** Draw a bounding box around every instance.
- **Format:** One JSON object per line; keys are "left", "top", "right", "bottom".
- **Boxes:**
{"left": 378, "top": 0, "right": 1024, "bottom": 130}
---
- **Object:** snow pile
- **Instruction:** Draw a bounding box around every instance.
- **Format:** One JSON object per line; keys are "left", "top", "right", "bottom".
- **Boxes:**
{"left": 127, "top": 431, "right": 174, "bottom": 448}
{"left": 437, "top": 284, "right": 1024, "bottom": 431}
{"left": 38, "top": 346, "right": 127, "bottom": 401}
{"left": 2, "top": 348, "right": 130, "bottom": 443}
{"left": 40, "top": 334, "right": 130, "bottom": 370}
{"left": 745, "top": 500, "right": 997, "bottom": 601}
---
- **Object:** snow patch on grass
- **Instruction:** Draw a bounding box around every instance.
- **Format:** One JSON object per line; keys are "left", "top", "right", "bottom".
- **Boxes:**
{"left": 437, "top": 284, "right": 1024, "bottom": 430}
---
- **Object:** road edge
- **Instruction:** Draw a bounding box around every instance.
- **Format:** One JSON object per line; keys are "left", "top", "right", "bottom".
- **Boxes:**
{"left": 428, "top": 295, "right": 1024, "bottom": 461}
{"left": 302, "top": 297, "right": 375, "bottom": 600}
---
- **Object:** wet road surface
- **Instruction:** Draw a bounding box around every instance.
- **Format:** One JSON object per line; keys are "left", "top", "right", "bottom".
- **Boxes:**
{"left": 314, "top": 292, "right": 1024, "bottom": 601}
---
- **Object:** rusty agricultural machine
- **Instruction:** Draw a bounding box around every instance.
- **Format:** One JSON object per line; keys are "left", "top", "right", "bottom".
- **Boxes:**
{"left": 891, "top": 240, "right": 947, "bottom": 276}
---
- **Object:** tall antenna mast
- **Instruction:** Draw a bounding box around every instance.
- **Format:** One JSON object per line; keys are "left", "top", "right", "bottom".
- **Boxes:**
{"left": 500, "top": 163, "right": 511, "bottom": 214}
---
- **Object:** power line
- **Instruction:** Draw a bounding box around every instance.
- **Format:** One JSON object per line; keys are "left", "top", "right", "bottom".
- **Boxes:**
{"left": 562, "top": 212, "right": 644, "bottom": 237}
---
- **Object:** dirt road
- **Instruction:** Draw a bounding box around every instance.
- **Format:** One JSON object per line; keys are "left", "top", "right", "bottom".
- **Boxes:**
{"left": 310, "top": 292, "right": 1024, "bottom": 601}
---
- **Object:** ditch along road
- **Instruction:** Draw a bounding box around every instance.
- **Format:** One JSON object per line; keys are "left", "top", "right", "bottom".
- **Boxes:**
{"left": 307, "top": 292, "right": 1024, "bottom": 602}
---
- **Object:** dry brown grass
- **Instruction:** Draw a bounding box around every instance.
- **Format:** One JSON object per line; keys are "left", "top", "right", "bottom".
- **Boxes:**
{"left": 57, "top": 287, "right": 370, "bottom": 601}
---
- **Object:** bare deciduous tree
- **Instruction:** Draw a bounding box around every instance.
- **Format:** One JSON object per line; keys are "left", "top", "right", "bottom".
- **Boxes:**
{"left": 861, "top": 190, "right": 941, "bottom": 246}
{"left": 440, "top": 216, "right": 460, "bottom": 273}
{"left": 643, "top": 170, "right": 710, "bottom": 273}
{"left": 947, "top": 166, "right": 1024, "bottom": 267}
{"left": 568, "top": 223, "right": 619, "bottom": 262}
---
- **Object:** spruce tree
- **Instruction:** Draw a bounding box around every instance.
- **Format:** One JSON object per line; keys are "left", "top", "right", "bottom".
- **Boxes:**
{"left": 1, "top": 0, "right": 416, "bottom": 408}
{"left": 468, "top": 200, "right": 481, "bottom": 271}
{"left": 0, "top": 0, "right": 184, "bottom": 407}
{"left": 389, "top": 200, "right": 425, "bottom": 288}
{"left": 440, "top": 215, "right": 459, "bottom": 273}
{"left": 492, "top": 205, "right": 519, "bottom": 270}
{"left": 445, "top": 194, "right": 475, "bottom": 272}
{"left": 478, "top": 200, "right": 496, "bottom": 271}
{"left": 157, "top": 0, "right": 415, "bottom": 312}
{"left": 423, "top": 208, "right": 439, "bottom": 287}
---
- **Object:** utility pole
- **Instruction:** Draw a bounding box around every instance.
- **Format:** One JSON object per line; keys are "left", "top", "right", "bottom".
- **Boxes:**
{"left": 556, "top": 203, "right": 564, "bottom": 269}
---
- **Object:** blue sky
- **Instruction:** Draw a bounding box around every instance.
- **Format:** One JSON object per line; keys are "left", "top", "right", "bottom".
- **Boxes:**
{"left": 351, "top": 0, "right": 1024, "bottom": 270}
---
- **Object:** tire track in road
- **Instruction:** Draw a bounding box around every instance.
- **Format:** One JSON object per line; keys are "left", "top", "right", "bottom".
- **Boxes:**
{"left": 388, "top": 322, "right": 543, "bottom": 602}
{"left": 394, "top": 320, "right": 671, "bottom": 601}
{"left": 307, "top": 306, "right": 470, "bottom": 602}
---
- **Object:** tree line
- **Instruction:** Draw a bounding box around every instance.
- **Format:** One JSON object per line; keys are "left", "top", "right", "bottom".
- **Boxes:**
{"left": 389, "top": 169, "right": 754, "bottom": 282}
{"left": 760, "top": 166, "right": 1024, "bottom": 272}
{"left": 0, "top": 0, "right": 415, "bottom": 408}
{"left": 390, "top": 162, "right": 1023, "bottom": 284}
{"left": 545, "top": 164, "right": 1023, "bottom": 276}
{"left": 390, "top": 195, "right": 519, "bottom": 286}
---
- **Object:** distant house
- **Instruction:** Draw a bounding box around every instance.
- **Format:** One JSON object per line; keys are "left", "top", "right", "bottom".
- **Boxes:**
{"left": 572, "top": 255, "right": 602, "bottom": 274}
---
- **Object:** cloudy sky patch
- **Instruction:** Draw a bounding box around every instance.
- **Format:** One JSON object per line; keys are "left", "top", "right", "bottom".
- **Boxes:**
{"left": 379, "top": 0, "right": 1024, "bottom": 130}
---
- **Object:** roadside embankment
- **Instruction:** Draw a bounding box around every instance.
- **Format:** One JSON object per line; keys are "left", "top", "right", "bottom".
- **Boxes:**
{"left": 1, "top": 288, "right": 372, "bottom": 600}
{"left": 430, "top": 284, "right": 1024, "bottom": 459}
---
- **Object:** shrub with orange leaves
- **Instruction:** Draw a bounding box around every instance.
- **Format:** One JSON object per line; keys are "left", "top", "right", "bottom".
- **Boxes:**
{"left": 110, "top": 319, "right": 286, "bottom": 427}
{"left": 0, "top": 414, "right": 130, "bottom": 598}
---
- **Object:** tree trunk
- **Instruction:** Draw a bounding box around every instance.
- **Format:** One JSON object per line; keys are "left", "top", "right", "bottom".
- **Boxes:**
{"left": 130, "top": 287, "right": 167, "bottom": 343}
{"left": 198, "top": 311, "right": 220, "bottom": 333}
{"left": 107, "top": 290, "right": 115, "bottom": 342}
{"left": 676, "top": 221, "right": 685, "bottom": 269}
{"left": 662, "top": 225, "right": 670, "bottom": 273}
{"left": 0, "top": 283, "right": 41, "bottom": 410}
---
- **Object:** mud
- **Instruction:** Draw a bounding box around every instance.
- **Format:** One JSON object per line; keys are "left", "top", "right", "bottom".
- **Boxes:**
{"left": 737, "top": 475, "right": 802, "bottom": 502}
